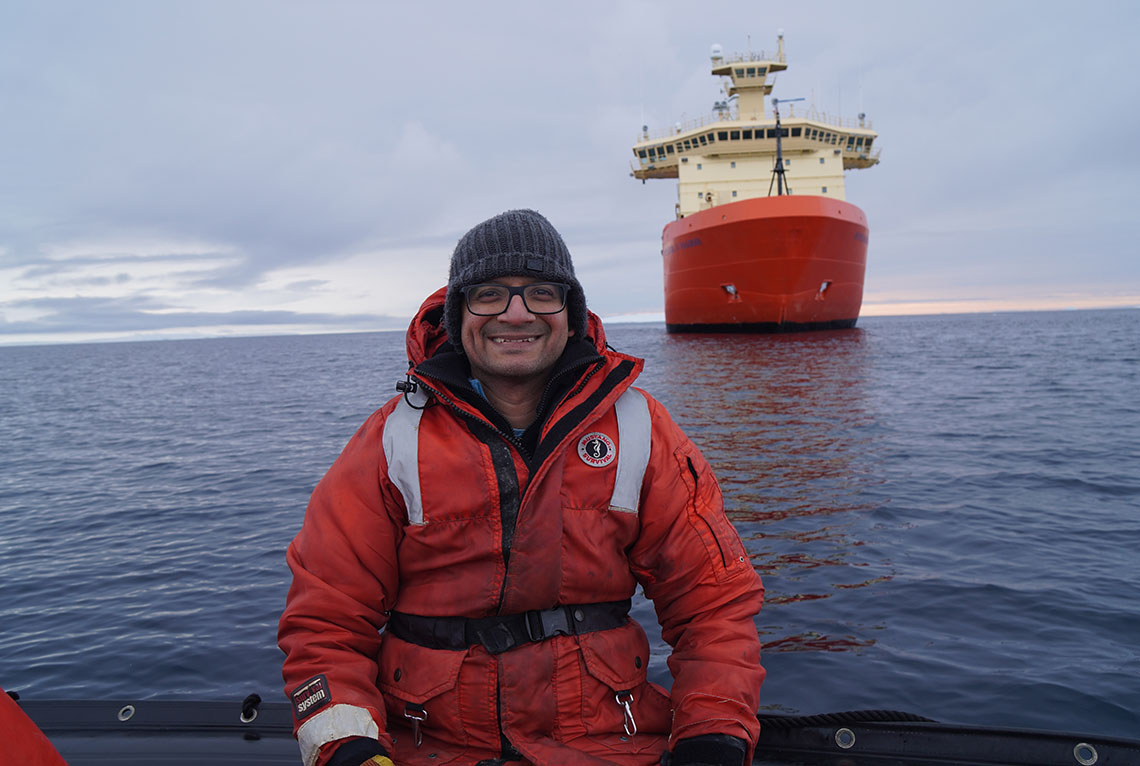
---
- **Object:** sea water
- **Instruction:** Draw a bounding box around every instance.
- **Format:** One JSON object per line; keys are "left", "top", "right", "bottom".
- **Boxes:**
{"left": 1, "top": 309, "right": 1137, "bottom": 738}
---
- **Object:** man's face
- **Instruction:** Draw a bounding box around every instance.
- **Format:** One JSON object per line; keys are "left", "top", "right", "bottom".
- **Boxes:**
{"left": 460, "top": 276, "right": 574, "bottom": 385}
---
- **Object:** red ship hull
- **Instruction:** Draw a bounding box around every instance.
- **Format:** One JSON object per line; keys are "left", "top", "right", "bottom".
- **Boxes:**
{"left": 662, "top": 195, "right": 869, "bottom": 332}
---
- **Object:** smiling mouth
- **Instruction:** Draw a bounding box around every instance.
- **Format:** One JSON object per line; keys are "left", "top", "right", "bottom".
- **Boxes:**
{"left": 491, "top": 336, "right": 538, "bottom": 344}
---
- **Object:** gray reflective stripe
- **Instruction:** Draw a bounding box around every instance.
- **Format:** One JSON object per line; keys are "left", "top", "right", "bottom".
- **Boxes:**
{"left": 610, "top": 388, "right": 652, "bottom": 514}
{"left": 296, "top": 703, "right": 380, "bottom": 766}
{"left": 383, "top": 396, "right": 426, "bottom": 526}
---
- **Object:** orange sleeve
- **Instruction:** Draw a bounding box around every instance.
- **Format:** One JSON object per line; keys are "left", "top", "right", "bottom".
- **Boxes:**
{"left": 277, "top": 403, "right": 408, "bottom": 754}
{"left": 627, "top": 393, "right": 766, "bottom": 749}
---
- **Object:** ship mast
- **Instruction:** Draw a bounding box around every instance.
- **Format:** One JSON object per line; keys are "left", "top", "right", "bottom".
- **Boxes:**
{"left": 769, "top": 97, "right": 804, "bottom": 196}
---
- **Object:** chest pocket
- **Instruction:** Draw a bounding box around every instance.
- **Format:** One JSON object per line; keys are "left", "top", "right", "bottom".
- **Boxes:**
{"left": 383, "top": 388, "right": 652, "bottom": 525}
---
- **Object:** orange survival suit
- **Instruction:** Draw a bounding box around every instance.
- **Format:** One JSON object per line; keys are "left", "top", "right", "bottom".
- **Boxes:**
{"left": 278, "top": 289, "right": 765, "bottom": 766}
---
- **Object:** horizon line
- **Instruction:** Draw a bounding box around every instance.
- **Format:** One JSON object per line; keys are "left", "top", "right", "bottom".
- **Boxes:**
{"left": 1, "top": 302, "right": 1137, "bottom": 349}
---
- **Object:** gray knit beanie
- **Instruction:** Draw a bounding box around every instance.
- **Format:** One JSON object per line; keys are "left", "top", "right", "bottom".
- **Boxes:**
{"left": 444, "top": 209, "right": 588, "bottom": 345}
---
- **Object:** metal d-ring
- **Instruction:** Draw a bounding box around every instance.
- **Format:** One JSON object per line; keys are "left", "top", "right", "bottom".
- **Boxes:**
{"left": 117, "top": 704, "right": 135, "bottom": 722}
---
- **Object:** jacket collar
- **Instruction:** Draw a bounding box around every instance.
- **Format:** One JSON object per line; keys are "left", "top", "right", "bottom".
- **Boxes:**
{"left": 413, "top": 336, "right": 604, "bottom": 453}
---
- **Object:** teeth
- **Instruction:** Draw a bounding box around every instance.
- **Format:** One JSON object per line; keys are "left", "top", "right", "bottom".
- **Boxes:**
{"left": 492, "top": 337, "right": 535, "bottom": 343}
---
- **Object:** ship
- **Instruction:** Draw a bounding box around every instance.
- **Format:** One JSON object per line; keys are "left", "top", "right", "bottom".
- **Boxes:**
{"left": 632, "top": 34, "right": 880, "bottom": 332}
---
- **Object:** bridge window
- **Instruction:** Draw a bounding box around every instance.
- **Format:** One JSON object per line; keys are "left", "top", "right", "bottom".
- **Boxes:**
{"left": 730, "top": 130, "right": 740, "bottom": 140}
{"left": 698, "top": 134, "right": 708, "bottom": 145}
{"left": 718, "top": 131, "right": 728, "bottom": 141}
{"left": 757, "top": 67, "right": 766, "bottom": 75}
{"left": 666, "top": 145, "right": 675, "bottom": 154}
{"left": 638, "top": 149, "right": 647, "bottom": 158}
{"left": 735, "top": 68, "right": 744, "bottom": 77}
{"left": 791, "top": 127, "right": 802, "bottom": 137}
{"left": 746, "top": 67, "right": 756, "bottom": 76}
{"left": 742, "top": 129, "right": 752, "bottom": 139}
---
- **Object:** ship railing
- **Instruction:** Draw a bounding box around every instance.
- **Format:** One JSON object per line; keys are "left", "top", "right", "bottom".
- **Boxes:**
{"left": 715, "top": 49, "right": 786, "bottom": 65}
{"left": 631, "top": 141, "right": 882, "bottom": 171}
{"left": 637, "top": 107, "right": 873, "bottom": 143}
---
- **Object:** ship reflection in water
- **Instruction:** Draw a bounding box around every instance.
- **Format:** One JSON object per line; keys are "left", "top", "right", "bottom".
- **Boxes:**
{"left": 631, "top": 325, "right": 890, "bottom": 656}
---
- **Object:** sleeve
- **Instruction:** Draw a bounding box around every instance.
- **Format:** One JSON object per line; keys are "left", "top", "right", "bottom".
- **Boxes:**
{"left": 277, "top": 403, "right": 408, "bottom": 766}
{"left": 627, "top": 392, "right": 766, "bottom": 753}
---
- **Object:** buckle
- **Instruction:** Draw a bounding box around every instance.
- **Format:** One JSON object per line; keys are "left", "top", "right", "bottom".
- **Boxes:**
{"left": 474, "top": 622, "right": 519, "bottom": 655}
{"left": 525, "top": 607, "right": 573, "bottom": 642}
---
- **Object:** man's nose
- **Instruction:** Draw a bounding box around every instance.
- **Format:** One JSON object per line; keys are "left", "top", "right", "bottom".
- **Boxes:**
{"left": 499, "top": 293, "right": 535, "bottom": 322}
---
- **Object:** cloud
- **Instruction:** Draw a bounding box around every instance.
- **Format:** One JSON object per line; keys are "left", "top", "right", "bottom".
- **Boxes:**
{"left": 0, "top": 294, "right": 400, "bottom": 336}
{"left": 1, "top": 0, "right": 1139, "bottom": 344}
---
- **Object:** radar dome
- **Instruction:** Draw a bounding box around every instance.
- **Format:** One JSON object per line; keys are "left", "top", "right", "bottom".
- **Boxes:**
{"left": 710, "top": 43, "right": 723, "bottom": 60}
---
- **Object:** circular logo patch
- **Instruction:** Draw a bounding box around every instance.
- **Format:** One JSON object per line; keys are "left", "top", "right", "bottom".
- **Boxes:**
{"left": 578, "top": 432, "right": 616, "bottom": 467}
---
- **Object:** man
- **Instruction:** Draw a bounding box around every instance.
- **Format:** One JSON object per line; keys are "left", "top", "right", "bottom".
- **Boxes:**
{"left": 278, "top": 210, "right": 765, "bottom": 766}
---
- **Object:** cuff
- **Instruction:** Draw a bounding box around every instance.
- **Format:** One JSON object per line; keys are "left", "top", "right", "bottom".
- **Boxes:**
{"left": 327, "top": 737, "right": 390, "bottom": 766}
{"left": 669, "top": 734, "right": 748, "bottom": 766}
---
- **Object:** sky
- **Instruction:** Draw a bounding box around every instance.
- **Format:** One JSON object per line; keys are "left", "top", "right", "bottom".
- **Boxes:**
{"left": 2, "top": 0, "right": 1138, "bottom": 345}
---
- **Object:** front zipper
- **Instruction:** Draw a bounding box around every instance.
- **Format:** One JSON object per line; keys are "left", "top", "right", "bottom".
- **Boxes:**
{"left": 410, "top": 374, "right": 523, "bottom": 611}
{"left": 410, "top": 374, "right": 527, "bottom": 452}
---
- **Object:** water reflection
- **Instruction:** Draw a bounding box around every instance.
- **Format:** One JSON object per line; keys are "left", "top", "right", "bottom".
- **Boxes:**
{"left": 612, "top": 326, "right": 891, "bottom": 654}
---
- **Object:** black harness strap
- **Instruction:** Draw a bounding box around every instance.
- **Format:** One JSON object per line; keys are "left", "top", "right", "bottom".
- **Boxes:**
{"left": 387, "top": 599, "right": 631, "bottom": 655}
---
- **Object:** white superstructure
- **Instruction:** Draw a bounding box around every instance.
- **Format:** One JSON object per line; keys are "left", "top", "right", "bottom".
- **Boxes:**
{"left": 632, "top": 34, "right": 880, "bottom": 218}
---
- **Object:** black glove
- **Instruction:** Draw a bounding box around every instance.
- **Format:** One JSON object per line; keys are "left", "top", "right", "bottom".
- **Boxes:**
{"left": 666, "top": 734, "right": 748, "bottom": 766}
{"left": 327, "top": 736, "right": 393, "bottom": 766}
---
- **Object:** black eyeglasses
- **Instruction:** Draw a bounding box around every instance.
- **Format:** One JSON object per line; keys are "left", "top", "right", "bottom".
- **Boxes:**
{"left": 462, "top": 282, "right": 569, "bottom": 316}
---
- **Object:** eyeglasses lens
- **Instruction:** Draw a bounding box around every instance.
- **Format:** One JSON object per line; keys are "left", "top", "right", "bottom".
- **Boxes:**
{"left": 465, "top": 283, "right": 567, "bottom": 315}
